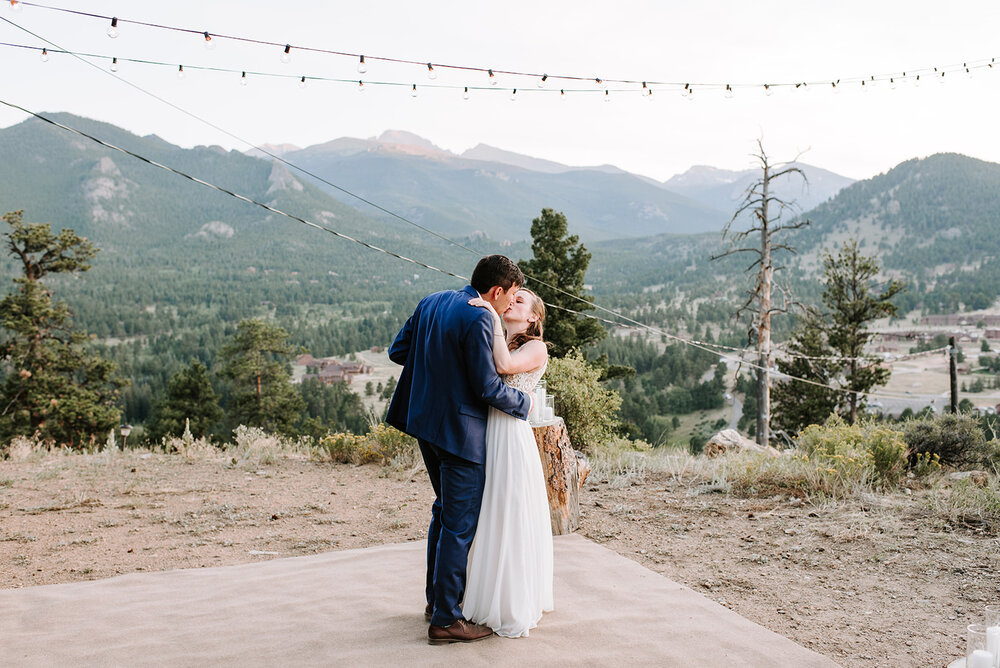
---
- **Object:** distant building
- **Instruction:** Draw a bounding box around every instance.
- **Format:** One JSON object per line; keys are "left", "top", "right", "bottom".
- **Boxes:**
{"left": 297, "top": 354, "right": 373, "bottom": 385}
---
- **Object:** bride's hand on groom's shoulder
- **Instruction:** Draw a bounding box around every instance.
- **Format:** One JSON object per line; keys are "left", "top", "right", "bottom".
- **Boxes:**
{"left": 468, "top": 297, "right": 491, "bottom": 311}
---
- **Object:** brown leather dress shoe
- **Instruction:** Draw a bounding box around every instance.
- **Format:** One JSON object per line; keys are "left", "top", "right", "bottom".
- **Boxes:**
{"left": 427, "top": 619, "right": 494, "bottom": 645}
{"left": 424, "top": 604, "right": 432, "bottom": 622}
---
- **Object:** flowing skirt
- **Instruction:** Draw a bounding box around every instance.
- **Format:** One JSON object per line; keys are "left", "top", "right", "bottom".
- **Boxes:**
{"left": 462, "top": 406, "right": 554, "bottom": 638}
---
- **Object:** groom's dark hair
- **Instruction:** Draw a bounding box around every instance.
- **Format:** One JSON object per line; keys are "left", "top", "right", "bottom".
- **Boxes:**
{"left": 470, "top": 255, "right": 524, "bottom": 294}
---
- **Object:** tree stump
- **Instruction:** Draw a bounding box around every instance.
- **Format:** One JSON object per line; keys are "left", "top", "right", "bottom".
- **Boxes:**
{"left": 531, "top": 417, "right": 590, "bottom": 535}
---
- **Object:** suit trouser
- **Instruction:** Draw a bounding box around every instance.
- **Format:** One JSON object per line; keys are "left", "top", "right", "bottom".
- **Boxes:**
{"left": 418, "top": 438, "right": 486, "bottom": 627}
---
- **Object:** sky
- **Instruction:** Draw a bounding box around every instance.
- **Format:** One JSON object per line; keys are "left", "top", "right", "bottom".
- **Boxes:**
{"left": 0, "top": 0, "right": 998, "bottom": 183}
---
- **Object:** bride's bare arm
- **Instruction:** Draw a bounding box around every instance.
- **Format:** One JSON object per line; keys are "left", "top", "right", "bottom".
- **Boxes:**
{"left": 469, "top": 298, "right": 548, "bottom": 374}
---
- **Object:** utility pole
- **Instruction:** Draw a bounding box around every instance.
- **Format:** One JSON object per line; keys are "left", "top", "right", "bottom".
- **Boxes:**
{"left": 949, "top": 336, "right": 958, "bottom": 414}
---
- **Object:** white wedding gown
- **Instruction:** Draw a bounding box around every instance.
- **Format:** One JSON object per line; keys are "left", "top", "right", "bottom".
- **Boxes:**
{"left": 463, "top": 362, "right": 554, "bottom": 638}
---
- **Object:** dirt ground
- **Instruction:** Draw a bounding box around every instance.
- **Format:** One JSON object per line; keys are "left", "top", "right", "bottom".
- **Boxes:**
{"left": 2, "top": 450, "right": 997, "bottom": 667}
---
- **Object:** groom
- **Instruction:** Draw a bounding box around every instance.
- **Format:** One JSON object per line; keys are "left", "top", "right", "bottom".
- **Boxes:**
{"left": 387, "top": 255, "right": 533, "bottom": 645}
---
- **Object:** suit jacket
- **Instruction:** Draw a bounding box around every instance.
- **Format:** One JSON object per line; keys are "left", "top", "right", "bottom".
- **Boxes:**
{"left": 386, "top": 285, "right": 531, "bottom": 464}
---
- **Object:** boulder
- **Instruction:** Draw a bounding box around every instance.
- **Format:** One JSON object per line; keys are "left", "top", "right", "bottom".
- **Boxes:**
{"left": 532, "top": 417, "right": 588, "bottom": 535}
{"left": 704, "top": 429, "right": 781, "bottom": 458}
{"left": 947, "top": 470, "right": 989, "bottom": 487}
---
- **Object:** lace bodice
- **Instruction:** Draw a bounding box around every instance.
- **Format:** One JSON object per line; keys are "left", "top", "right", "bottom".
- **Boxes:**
{"left": 502, "top": 361, "right": 547, "bottom": 393}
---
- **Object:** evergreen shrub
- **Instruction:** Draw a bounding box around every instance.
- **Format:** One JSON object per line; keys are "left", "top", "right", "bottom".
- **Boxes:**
{"left": 544, "top": 349, "right": 622, "bottom": 453}
{"left": 902, "top": 413, "right": 985, "bottom": 467}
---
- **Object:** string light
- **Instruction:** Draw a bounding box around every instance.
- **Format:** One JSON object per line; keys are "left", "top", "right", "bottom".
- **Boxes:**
{"left": 509, "top": 88, "right": 517, "bottom": 101}
{"left": 240, "top": 70, "right": 247, "bottom": 85}
{"left": 280, "top": 43, "right": 291, "bottom": 64}
{"left": 488, "top": 68, "right": 497, "bottom": 86}
{"left": 604, "top": 89, "right": 610, "bottom": 102}
{"left": 298, "top": 75, "right": 306, "bottom": 88}
{"left": 538, "top": 73, "right": 547, "bottom": 88}
{"left": 764, "top": 83, "right": 772, "bottom": 96}
{"left": 889, "top": 77, "right": 896, "bottom": 90}
{"left": 410, "top": 83, "right": 417, "bottom": 98}
{"left": 110, "top": 56, "right": 118, "bottom": 72}
{"left": 106, "top": 16, "right": 118, "bottom": 38}
{"left": 357, "top": 55, "right": 366, "bottom": 74}
{"left": 725, "top": 83, "right": 733, "bottom": 98}
{"left": 559, "top": 88, "right": 565, "bottom": 99}
{"left": 39, "top": 46, "right": 47, "bottom": 61}
{"left": 176, "top": 64, "right": 184, "bottom": 79}
{"left": 203, "top": 31, "right": 214, "bottom": 50}
{"left": 462, "top": 86, "right": 469, "bottom": 100}
{"left": 426, "top": 63, "right": 436, "bottom": 80}
{"left": 357, "top": 80, "right": 365, "bottom": 93}
{"left": 9, "top": 2, "right": 999, "bottom": 98}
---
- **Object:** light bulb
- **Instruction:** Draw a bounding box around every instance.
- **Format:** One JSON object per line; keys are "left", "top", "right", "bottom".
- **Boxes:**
{"left": 9, "top": 0, "right": 22, "bottom": 12}
{"left": 411, "top": 84, "right": 418, "bottom": 98}
{"left": 680, "top": 84, "right": 691, "bottom": 99}
{"left": 358, "top": 80, "right": 365, "bottom": 93}
{"left": 488, "top": 69, "right": 498, "bottom": 86}
{"left": 889, "top": 77, "right": 897, "bottom": 90}
{"left": 107, "top": 17, "right": 119, "bottom": 38}
{"left": 595, "top": 77, "right": 604, "bottom": 89}
{"left": 939, "top": 71, "right": 946, "bottom": 84}
{"left": 510, "top": 88, "right": 517, "bottom": 101}
{"left": 538, "top": 74, "right": 548, "bottom": 89}
{"left": 357, "top": 55, "right": 366, "bottom": 74}
{"left": 110, "top": 57, "right": 119, "bottom": 72}
{"left": 177, "top": 64, "right": 185, "bottom": 79}
{"left": 426, "top": 63, "right": 436, "bottom": 80}
{"left": 868, "top": 76, "right": 876, "bottom": 88}
{"left": 203, "top": 32, "right": 215, "bottom": 50}
{"left": 299, "top": 75, "right": 306, "bottom": 89}
{"left": 559, "top": 89, "right": 566, "bottom": 99}
{"left": 966, "top": 67, "right": 973, "bottom": 79}
{"left": 240, "top": 71, "right": 247, "bottom": 86}
{"left": 604, "top": 89, "right": 610, "bottom": 102}
{"left": 913, "top": 75, "right": 921, "bottom": 87}
{"left": 462, "top": 86, "right": 469, "bottom": 100}
{"left": 725, "top": 84, "right": 733, "bottom": 99}
{"left": 280, "top": 44, "right": 291, "bottom": 64}
{"left": 764, "top": 84, "right": 772, "bottom": 96}
{"left": 831, "top": 81, "right": 839, "bottom": 94}
{"left": 39, "top": 48, "right": 48, "bottom": 62}
{"left": 685, "top": 86, "right": 694, "bottom": 101}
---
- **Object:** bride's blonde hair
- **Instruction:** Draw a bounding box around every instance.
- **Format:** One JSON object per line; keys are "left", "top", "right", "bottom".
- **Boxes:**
{"left": 507, "top": 288, "right": 546, "bottom": 351}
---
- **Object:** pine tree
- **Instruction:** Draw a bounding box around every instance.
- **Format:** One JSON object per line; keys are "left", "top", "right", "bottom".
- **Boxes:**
{"left": 517, "top": 208, "right": 605, "bottom": 357}
{"left": 219, "top": 319, "right": 304, "bottom": 436}
{"left": 0, "top": 211, "right": 125, "bottom": 448}
{"left": 771, "top": 315, "right": 839, "bottom": 433}
{"left": 822, "top": 239, "right": 905, "bottom": 423}
{"left": 146, "top": 360, "right": 223, "bottom": 441}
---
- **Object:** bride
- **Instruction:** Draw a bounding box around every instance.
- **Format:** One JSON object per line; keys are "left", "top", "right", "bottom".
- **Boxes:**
{"left": 463, "top": 288, "right": 554, "bottom": 638}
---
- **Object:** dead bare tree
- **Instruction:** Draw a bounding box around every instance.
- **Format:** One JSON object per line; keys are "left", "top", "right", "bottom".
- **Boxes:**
{"left": 712, "top": 140, "right": 810, "bottom": 447}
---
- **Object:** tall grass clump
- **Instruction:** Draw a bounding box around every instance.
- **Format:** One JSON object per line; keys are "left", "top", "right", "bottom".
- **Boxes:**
{"left": 229, "top": 425, "right": 308, "bottom": 468}
{"left": 927, "top": 477, "right": 1000, "bottom": 532}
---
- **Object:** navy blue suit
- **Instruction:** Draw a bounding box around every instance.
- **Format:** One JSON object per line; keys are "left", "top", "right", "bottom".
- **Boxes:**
{"left": 387, "top": 285, "right": 531, "bottom": 626}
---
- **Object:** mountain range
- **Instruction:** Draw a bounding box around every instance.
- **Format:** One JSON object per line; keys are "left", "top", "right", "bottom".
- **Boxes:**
{"left": 256, "top": 130, "right": 854, "bottom": 241}
{"left": 3, "top": 112, "right": 1000, "bottom": 321}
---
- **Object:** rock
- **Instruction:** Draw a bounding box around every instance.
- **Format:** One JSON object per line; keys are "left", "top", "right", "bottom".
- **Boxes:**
{"left": 704, "top": 429, "right": 781, "bottom": 458}
{"left": 948, "top": 470, "right": 989, "bottom": 487}
{"left": 532, "top": 417, "right": 588, "bottom": 535}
